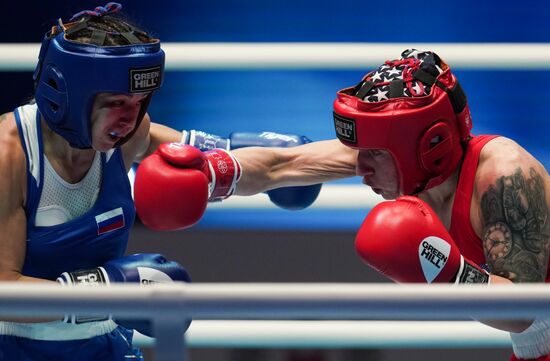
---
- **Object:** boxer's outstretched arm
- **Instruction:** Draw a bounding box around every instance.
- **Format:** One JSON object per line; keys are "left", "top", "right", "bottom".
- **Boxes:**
{"left": 232, "top": 139, "right": 357, "bottom": 196}
{"left": 133, "top": 121, "right": 358, "bottom": 196}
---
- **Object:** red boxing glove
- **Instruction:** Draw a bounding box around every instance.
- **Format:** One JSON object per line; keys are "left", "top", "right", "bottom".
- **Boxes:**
{"left": 355, "top": 196, "right": 489, "bottom": 284}
{"left": 134, "top": 143, "right": 242, "bottom": 230}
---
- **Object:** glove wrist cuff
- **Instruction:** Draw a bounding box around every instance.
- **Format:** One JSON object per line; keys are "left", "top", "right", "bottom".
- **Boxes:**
{"left": 453, "top": 256, "right": 490, "bottom": 284}
{"left": 56, "top": 267, "right": 111, "bottom": 324}
{"left": 56, "top": 267, "right": 109, "bottom": 287}
{"left": 182, "top": 130, "right": 230, "bottom": 151}
{"left": 205, "top": 149, "right": 242, "bottom": 201}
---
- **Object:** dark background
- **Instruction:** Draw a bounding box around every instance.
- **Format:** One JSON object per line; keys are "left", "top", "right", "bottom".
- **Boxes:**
{"left": 2, "top": 1, "right": 549, "bottom": 360}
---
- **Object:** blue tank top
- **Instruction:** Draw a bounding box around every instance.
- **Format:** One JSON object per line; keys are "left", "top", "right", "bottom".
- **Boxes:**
{"left": 14, "top": 104, "right": 135, "bottom": 280}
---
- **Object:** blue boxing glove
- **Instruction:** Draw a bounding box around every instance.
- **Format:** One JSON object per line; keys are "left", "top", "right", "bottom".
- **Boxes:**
{"left": 181, "top": 129, "right": 230, "bottom": 151}
{"left": 181, "top": 130, "right": 323, "bottom": 210}
{"left": 57, "top": 253, "right": 191, "bottom": 336}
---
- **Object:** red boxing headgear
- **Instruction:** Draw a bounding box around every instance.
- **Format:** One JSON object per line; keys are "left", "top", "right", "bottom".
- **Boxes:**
{"left": 333, "top": 49, "right": 472, "bottom": 195}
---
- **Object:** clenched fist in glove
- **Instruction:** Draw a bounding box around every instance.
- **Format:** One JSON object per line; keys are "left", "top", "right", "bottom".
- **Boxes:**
{"left": 58, "top": 253, "right": 191, "bottom": 336}
{"left": 355, "top": 196, "right": 490, "bottom": 284}
{"left": 134, "top": 143, "right": 241, "bottom": 231}
{"left": 181, "top": 130, "right": 322, "bottom": 210}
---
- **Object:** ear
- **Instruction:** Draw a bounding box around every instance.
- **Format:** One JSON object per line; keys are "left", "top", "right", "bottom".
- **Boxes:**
{"left": 35, "top": 64, "right": 67, "bottom": 124}
{"left": 418, "top": 121, "right": 456, "bottom": 174}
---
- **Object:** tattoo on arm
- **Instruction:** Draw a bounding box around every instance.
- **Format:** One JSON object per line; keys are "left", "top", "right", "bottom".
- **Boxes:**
{"left": 481, "top": 168, "right": 549, "bottom": 282}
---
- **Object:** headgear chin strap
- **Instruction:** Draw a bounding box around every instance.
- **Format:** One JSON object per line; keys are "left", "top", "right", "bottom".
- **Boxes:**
{"left": 33, "top": 9, "right": 164, "bottom": 149}
{"left": 333, "top": 49, "right": 472, "bottom": 196}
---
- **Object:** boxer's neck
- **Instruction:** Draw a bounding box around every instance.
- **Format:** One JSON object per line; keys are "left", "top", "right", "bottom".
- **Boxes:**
{"left": 418, "top": 167, "right": 460, "bottom": 229}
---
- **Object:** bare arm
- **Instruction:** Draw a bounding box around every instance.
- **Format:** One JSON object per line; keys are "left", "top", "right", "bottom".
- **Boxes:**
{"left": 126, "top": 119, "right": 359, "bottom": 195}
{"left": 0, "top": 115, "right": 48, "bottom": 283}
{"left": 0, "top": 114, "right": 57, "bottom": 322}
{"left": 233, "top": 139, "right": 358, "bottom": 195}
{"left": 474, "top": 138, "right": 550, "bottom": 332}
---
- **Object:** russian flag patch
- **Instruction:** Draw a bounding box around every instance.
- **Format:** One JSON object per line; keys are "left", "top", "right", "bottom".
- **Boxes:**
{"left": 95, "top": 207, "right": 125, "bottom": 235}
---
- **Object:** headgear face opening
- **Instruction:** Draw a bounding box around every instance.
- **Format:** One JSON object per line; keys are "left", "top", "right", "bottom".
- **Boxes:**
{"left": 33, "top": 16, "right": 165, "bottom": 149}
{"left": 333, "top": 49, "right": 472, "bottom": 195}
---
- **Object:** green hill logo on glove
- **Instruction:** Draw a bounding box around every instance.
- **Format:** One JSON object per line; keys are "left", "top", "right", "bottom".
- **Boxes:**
{"left": 419, "top": 236, "right": 451, "bottom": 283}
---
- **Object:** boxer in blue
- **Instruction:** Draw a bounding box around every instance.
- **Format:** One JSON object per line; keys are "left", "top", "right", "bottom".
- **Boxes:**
{"left": 0, "top": 3, "right": 321, "bottom": 360}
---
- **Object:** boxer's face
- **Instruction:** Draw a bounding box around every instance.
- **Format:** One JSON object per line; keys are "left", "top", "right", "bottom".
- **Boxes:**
{"left": 90, "top": 92, "right": 149, "bottom": 151}
{"left": 356, "top": 149, "right": 399, "bottom": 199}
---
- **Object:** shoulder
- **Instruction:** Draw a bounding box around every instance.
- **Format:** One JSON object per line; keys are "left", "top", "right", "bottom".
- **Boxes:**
{"left": 474, "top": 136, "right": 546, "bottom": 196}
{"left": 0, "top": 112, "right": 27, "bottom": 206}
{"left": 471, "top": 136, "right": 550, "bottom": 234}
{"left": 0, "top": 112, "right": 26, "bottom": 163}
{"left": 471, "top": 137, "right": 550, "bottom": 282}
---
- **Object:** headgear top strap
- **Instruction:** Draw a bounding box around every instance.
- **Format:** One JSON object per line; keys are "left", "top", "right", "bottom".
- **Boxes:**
{"left": 61, "top": 4, "right": 147, "bottom": 47}
{"left": 388, "top": 79, "right": 404, "bottom": 99}
{"left": 90, "top": 30, "right": 107, "bottom": 45}
{"left": 355, "top": 81, "right": 375, "bottom": 100}
{"left": 69, "top": 2, "right": 123, "bottom": 21}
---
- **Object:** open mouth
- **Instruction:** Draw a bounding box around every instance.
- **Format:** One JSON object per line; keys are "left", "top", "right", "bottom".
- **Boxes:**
{"left": 108, "top": 131, "right": 122, "bottom": 142}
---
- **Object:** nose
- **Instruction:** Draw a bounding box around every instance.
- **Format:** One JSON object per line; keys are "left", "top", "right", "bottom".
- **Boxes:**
{"left": 114, "top": 115, "right": 138, "bottom": 135}
{"left": 121, "top": 105, "right": 141, "bottom": 122}
{"left": 118, "top": 116, "right": 134, "bottom": 127}
{"left": 356, "top": 150, "right": 375, "bottom": 176}
{"left": 356, "top": 166, "right": 375, "bottom": 179}
{"left": 356, "top": 164, "right": 375, "bottom": 177}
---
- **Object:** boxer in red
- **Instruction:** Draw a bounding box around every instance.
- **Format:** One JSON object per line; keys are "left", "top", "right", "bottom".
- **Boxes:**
{"left": 136, "top": 49, "right": 550, "bottom": 360}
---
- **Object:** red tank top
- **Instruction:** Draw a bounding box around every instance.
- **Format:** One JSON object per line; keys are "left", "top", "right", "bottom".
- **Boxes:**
{"left": 449, "top": 135, "right": 498, "bottom": 267}
{"left": 450, "top": 135, "right": 550, "bottom": 283}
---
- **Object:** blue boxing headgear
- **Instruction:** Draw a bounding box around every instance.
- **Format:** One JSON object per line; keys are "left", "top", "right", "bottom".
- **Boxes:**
{"left": 33, "top": 11, "right": 164, "bottom": 149}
